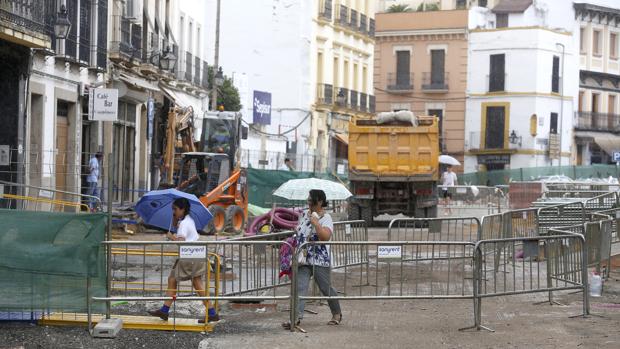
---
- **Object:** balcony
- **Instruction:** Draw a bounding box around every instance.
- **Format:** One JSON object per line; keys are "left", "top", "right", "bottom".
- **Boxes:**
{"left": 369, "top": 95, "right": 376, "bottom": 113}
{"left": 387, "top": 73, "right": 414, "bottom": 92}
{"left": 337, "top": 5, "right": 348, "bottom": 26}
{"left": 316, "top": 83, "right": 334, "bottom": 105}
{"left": 335, "top": 87, "right": 349, "bottom": 108}
{"left": 359, "top": 14, "right": 367, "bottom": 34}
{"left": 422, "top": 72, "right": 449, "bottom": 92}
{"left": 202, "top": 60, "right": 209, "bottom": 88}
{"left": 194, "top": 56, "right": 201, "bottom": 86}
{"left": 319, "top": 0, "right": 332, "bottom": 20}
{"left": 360, "top": 93, "right": 368, "bottom": 112}
{"left": 0, "top": 0, "right": 53, "bottom": 48}
{"left": 350, "top": 90, "right": 359, "bottom": 111}
{"left": 349, "top": 9, "right": 358, "bottom": 29}
{"left": 185, "top": 52, "right": 192, "bottom": 82}
{"left": 111, "top": 17, "right": 142, "bottom": 63}
{"left": 487, "top": 74, "right": 506, "bottom": 93}
{"left": 576, "top": 112, "right": 620, "bottom": 132}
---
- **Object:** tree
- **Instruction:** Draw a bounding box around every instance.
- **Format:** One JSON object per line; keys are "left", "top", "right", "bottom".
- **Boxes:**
{"left": 417, "top": 2, "right": 440, "bottom": 11}
{"left": 386, "top": 4, "right": 412, "bottom": 13}
{"left": 207, "top": 66, "right": 242, "bottom": 111}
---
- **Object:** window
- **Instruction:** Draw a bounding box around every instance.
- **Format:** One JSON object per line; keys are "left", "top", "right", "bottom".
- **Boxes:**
{"left": 489, "top": 54, "right": 505, "bottom": 92}
{"left": 530, "top": 114, "right": 537, "bottom": 137}
{"left": 593, "top": 30, "right": 601, "bottom": 56}
{"left": 578, "top": 91, "right": 584, "bottom": 112}
{"left": 395, "top": 50, "right": 411, "bottom": 87}
{"left": 551, "top": 56, "right": 560, "bottom": 93}
{"left": 485, "top": 106, "right": 506, "bottom": 149}
{"left": 550, "top": 113, "right": 558, "bottom": 134}
{"left": 592, "top": 93, "right": 599, "bottom": 113}
{"left": 580, "top": 28, "right": 586, "bottom": 53}
{"left": 430, "top": 49, "right": 446, "bottom": 86}
{"left": 609, "top": 95, "right": 616, "bottom": 114}
{"left": 478, "top": 0, "right": 488, "bottom": 7}
{"left": 611, "top": 33, "right": 618, "bottom": 58}
{"left": 496, "top": 14, "right": 508, "bottom": 28}
{"left": 456, "top": 0, "right": 466, "bottom": 9}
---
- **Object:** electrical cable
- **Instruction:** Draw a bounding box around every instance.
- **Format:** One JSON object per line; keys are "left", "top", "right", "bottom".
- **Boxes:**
{"left": 241, "top": 111, "right": 312, "bottom": 137}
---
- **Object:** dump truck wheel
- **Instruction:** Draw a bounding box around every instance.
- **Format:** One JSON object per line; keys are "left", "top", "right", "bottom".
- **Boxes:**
{"left": 207, "top": 205, "right": 226, "bottom": 234}
{"left": 225, "top": 205, "right": 246, "bottom": 234}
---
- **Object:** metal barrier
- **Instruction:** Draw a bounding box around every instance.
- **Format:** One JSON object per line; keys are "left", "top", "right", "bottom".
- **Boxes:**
{"left": 290, "top": 241, "right": 478, "bottom": 330}
{"left": 596, "top": 207, "right": 620, "bottom": 244}
{"left": 388, "top": 217, "right": 481, "bottom": 242}
{"left": 474, "top": 231, "right": 589, "bottom": 330}
{"left": 0, "top": 179, "right": 102, "bottom": 212}
{"left": 536, "top": 201, "right": 586, "bottom": 236}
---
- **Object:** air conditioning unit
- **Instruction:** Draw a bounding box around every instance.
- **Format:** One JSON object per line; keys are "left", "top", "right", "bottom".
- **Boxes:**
{"left": 124, "top": 0, "right": 143, "bottom": 22}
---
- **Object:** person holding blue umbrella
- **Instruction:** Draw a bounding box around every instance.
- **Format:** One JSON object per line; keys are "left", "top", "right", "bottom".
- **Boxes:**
{"left": 146, "top": 197, "right": 219, "bottom": 323}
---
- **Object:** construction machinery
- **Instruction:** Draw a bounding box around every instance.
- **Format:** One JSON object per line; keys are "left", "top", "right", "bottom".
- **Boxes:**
{"left": 161, "top": 109, "right": 248, "bottom": 234}
{"left": 347, "top": 114, "right": 440, "bottom": 225}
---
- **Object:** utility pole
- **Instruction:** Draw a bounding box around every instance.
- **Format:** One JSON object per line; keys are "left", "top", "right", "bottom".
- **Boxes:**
{"left": 211, "top": 0, "right": 221, "bottom": 111}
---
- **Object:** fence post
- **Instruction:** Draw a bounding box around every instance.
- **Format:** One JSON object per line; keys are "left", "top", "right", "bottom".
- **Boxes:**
{"left": 290, "top": 251, "right": 299, "bottom": 331}
{"left": 106, "top": 152, "right": 113, "bottom": 319}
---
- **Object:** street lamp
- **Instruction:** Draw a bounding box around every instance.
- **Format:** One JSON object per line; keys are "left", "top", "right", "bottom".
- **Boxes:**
{"left": 509, "top": 130, "right": 522, "bottom": 147}
{"left": 214, "top": 67, "right": 225, "bottom": 87}
{"left": 54, "top": 4, "right": 72, "bottom": 39}
{"left": 556, "top": 42, "right": 565, "bottom": 167}
{"left": 158, "top": 46, "right": 177, "bottom": 72}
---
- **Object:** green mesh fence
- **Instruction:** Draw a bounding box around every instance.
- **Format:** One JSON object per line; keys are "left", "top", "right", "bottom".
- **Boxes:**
{"left": 460, "top": 165, "right": 620, "bottom": 186}
{"left": 247, "top": 168, "right": 348, "bottom": 208}
{"left": 0, "top": 210, "right": 107, "bottom": 315}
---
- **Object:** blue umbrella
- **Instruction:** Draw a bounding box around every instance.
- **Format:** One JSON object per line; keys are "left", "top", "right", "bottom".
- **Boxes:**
{"left": 135, "top": 189, "right": 213, "bottom": 232}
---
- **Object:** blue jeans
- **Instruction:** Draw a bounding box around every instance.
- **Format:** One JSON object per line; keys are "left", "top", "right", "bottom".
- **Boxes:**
{"left": 86, "top": 181, "right": 99, "bottom": 210}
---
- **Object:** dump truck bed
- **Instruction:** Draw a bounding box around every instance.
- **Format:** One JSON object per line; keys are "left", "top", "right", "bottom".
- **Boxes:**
{"left": 348, "top": 116, "right": 439, "bottom": 181}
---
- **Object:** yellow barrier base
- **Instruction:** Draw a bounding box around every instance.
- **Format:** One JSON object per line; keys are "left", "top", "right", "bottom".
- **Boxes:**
{"left": 39, "top": 313, "right": 215, "bottom": 332}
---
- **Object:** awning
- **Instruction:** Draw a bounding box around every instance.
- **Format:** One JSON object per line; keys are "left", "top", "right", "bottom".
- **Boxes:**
{"left": 333, "top": 133, "right": 348, "bottom": 145}
{"left": 159, "top": 85, "right": 205, "bottom": 115}
{"left": 574, "top": 131, "right": 620, "bottom": 155}
{"left": 119, "top": 73, "right": 159, "bottom": 91}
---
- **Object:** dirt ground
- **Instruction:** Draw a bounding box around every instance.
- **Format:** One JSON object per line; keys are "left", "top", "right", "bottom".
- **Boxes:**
{"left": 1, "top": 227, "right": 619, "bottom": 349}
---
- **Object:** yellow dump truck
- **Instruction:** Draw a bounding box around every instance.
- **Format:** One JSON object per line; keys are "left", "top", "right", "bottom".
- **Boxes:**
{"left": 347, "top": 116, "right": 440, "bottom": 224}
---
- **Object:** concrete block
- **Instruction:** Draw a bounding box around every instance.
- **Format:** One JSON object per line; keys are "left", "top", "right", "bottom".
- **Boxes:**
{"left": 92, "top": 318, "right": 123, "bottom": 338}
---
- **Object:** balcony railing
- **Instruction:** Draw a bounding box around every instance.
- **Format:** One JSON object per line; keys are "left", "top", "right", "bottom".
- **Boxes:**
{"left": 387, "top": 73, "right": 414, "bottom": 92}
{"left": 185, "top": 52, "right": 192, "bottom": 82}
{"left": 194, "top": 56, "right": 201, "bottom": 86}
{"left": 336, "top": 87, "right": 349, "bottom": 107}
{"left": 360, "top": 93, "right": 368, "bottom": 112}
{"left": 202, "top": 60, "right": 209, "bottom": 88}
{"left": 144, "top": 31, "right": 160, "bottom": 64}
{"left": 369, "top": 95, "right": 376, "bottom": 113}
{"left": 350, "top": 90, "right": 359, "bottom": 110}
{"left": 0, "top": 0, "right": 51, "bottom": 38}
{"left": 317, "top": 83, "right": 334, "bottom": 105}
{"left": 422, "top": 72, "right": 449, "bottom": 91}
{"left": 337, "top": 5, "right": 348, "bottom": 26}
{"left": 319, "top": 0, "right": 332, "bottom": 20}
{"left": 488, "top": 73, "right": 506, "bottom": 92}
{"left": 576, "top": 111, "right": 620, "bottom": 132}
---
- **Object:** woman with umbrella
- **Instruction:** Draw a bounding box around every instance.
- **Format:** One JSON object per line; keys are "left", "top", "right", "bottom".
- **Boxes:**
{"left": 282, "top": 189, "right": 343, "bottom": 330}
{"left": 147, "top": 197, "right": 219, "bottom": 323}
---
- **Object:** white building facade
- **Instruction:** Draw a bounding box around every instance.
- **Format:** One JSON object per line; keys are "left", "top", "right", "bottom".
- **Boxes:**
{"left": 464, "top": 1, "right": 578, "bottom": 173}
{"left": 206, "top": 0, "right": 375, "bottom": 173}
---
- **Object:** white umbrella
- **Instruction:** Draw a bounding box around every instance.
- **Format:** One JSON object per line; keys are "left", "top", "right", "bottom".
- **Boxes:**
{"left": 273, "top": 178, "right": 352, "bottom": 201}
{"left": 439, "top": 155, "right": 461, "bottom": 166}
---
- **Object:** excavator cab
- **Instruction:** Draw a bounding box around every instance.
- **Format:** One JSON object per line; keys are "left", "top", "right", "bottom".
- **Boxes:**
{"left": 176, "top": 112, "right": 248, "bottom": 235}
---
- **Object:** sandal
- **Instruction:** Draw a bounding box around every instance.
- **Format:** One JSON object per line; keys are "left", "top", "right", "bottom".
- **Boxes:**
{"left": 327, "top": 314, "right": 342, "bottom": 325}
{"left": 281, "top": 320, "right": 300, "bottom": 330}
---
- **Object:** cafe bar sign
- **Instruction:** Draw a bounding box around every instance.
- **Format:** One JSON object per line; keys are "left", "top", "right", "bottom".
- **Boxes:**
{"left": 88, "top": 88, "right": 119, "bottom": 121}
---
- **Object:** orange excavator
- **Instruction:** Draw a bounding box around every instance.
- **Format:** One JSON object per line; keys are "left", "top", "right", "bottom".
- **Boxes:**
{"left": 162, "top": 109, "right": 249, "bottom": 235}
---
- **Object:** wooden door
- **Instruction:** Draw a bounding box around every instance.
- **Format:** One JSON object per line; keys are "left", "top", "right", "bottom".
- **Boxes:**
{"left": 56, "top": 110, "right": 69, "bottom": 206}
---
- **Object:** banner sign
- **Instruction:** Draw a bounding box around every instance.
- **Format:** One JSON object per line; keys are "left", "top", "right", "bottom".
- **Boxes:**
{"left": 253, "top": 90, "right": 272, "bottom": 125}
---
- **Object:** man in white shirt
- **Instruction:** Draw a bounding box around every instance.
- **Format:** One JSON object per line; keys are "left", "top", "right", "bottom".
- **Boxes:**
{"left": 279, "top": 158, "right": 294, "bottom": 171}
{"left": 86, "top": 152, "right": 102, "bottom": 211}
{"left": 441, "top": 165, "right": 458, "bottom": 214}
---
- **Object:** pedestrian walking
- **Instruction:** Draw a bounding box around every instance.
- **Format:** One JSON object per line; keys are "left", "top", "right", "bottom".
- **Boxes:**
{"left": 86, "top": 152, "right": 102, "bottom": 211}
{"left": 441, "top": 165, "right": 458, "bottom": 214}
{"left": 282, "top": 189, "right": 342, "bottom": 330}
{"left": 279, "top": 158, "right": 295, "bottom": 171}
{"left": 148, "top": 197, "right": 219, "bottom": 323}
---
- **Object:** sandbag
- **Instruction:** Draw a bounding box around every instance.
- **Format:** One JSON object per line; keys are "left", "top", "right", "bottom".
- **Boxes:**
{"left": 376, "top": 110, "right": 417, "bottom": 126}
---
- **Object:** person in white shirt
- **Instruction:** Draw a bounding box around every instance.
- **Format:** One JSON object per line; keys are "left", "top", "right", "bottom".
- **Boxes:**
{"left": 441, "top": 165, "right": 458, "bottom": 214}
{"left": 148, "top": 198, "right": 219, "bottom": 323}
{"left": 279, "top": 158, "right": 294, "bottom": 171}
{"left": 86, "top": 152, "right": 102, "bottom": 211}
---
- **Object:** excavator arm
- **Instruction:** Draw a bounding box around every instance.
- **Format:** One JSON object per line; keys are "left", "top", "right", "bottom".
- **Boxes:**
{"left": 162, "top": 106, "right": 196, "bottom": 185}
{"left": 200, "top": 169, "right": 241, "bottom": 208}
